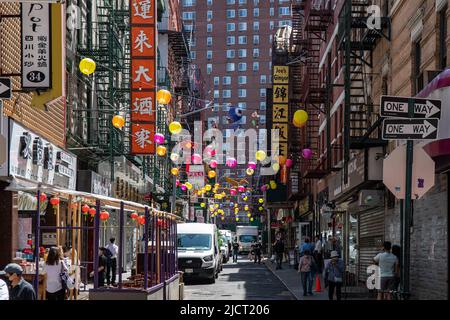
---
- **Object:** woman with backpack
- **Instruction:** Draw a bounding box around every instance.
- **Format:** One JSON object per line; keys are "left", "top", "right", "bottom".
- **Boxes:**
{"left": 42, "top": 247, "right": 68, "bottom": 300}
{"left": 298, "top": 249, "right": 317, "bottom": 296}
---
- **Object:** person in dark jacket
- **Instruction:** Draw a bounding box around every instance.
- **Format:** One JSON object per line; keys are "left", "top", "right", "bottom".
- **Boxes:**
{"left": 273, "top": 239, "right": 285, "bottom": 270}
{"left": 0, "top": 263, "right": 36, "bottom": 300}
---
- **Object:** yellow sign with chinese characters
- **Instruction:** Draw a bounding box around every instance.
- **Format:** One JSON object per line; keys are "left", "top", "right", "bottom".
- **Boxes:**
{"left": 279, "top": 143, "right": 288, "bottom": 157}
{"left": 273, "top": 123, "right": 289, "bottom": 142}
{"left": 273, "top": 85, "right": 289, "bottom": 103}
{"left": 272, "top": 104, "right": 289, "bottom": 122}
{"left": 273, "top": 66, "right": 289, "bottom": 84}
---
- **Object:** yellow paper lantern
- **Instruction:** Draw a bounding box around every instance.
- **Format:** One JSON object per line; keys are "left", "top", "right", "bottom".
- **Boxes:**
{"left": 214, "top": 204, "right": 219, "bottom": 208}
{"left": 250, "top": 217, "right": 254, "bottom": 222}
{"left": 205, "top": 184, "right": 212, "bottom": 191}
{"left": 258, "top": 198, "right": 264, "bottom": 204}
{"left": 208, "top": 170, "right": 216, "bottom": 179}
{"left": 243, "top": 196, "right": 248, "bottom": 201}
{"left": 256, "top": 150, "right": 266, "bottom": 161}
{"left": 236, "top": 218, "right": 239, "bottom": 221}
{"left": 169, "top": 121, "right": 182, "bottom": 134}
{"left": 156, "top": 146, "right": 167, "bottom": 157}
{"left": 235, "top": 208, "right": 239, "bottom": 213}
{"left": 293, "top": 110, "right": 308, "bottom": 127}
{"left": 244, "top": 205, "right": 249, "bottom": 211}
{"left": 234, "top": 204, "right": 238, "bottom": 208}
{"left": 214, "top": 183, "right": 220, "bottom": 188}
{"left": 185, "top": 182, "right": 193, "bottom": 190}
{"left": 272, "top": 163, "right": 280, "bottom": 172}
{"left": 197, "top": 190, "right": 202, "bottom": 196}
{"left": 112, "top": 115, "right": 125, "bottom": 129}
{"left": 170, "top": 168, "right": 179, "bottom": 176}
{"left": 221, "top": 192, "right": 226, "bottom": 197}
{"left": 270, "top": 181, "right": 277, "bottom": 190}
{"left": 156, "top": 89, "right": 172, "bottom": 105}
{"left": 200, "top": 203, "right": 206, "bottom": 208}
{"left": 246, "top": 168, "right": 254, "bottom": 176}
{"left": 247, "top": 213, "right": 251, "bottom": 217}
{"left": 79, "top": 57, "right": 96, "bottom": 75}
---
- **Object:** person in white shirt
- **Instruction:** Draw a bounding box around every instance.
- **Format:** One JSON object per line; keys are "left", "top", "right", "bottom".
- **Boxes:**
{"left": 105, "top": 237, "right": 119, "bottom": 286}
{"left": 42, "top": 247, "right": 68, "bottom": 300}
{"left": 0, "top": 278, "right": 9, "bottom": 300}
{"left": 313, "top": 235, "right": 324, "bottom": 274}
{"left": 373, "top": 241, "right": 399, "bottom": 300}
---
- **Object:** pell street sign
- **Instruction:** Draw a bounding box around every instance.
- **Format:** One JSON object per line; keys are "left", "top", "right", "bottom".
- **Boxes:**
{"left": 383, "top": 145, "right": 435, "bottom": 200}
{"left": 380, "top": 96, "right": 441, "bottom": 119}
{"left": 382, "top": 118, "right": 439, "bottom": 140}
{"left": 0, "top": 78, "right": 12, "bottom": 99}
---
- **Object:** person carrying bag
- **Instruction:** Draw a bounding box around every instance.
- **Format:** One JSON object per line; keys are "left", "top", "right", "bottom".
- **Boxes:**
{"left": 324, "top": 251, "right": 344, "bottom": 300}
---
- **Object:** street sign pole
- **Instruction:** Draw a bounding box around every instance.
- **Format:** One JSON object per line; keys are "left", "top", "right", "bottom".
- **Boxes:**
{"left": 402, "top": 98, "right": 414, "bottom": 299}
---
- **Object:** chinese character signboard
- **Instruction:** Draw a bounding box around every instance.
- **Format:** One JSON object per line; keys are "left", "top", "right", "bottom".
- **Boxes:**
{"left": 21, "top": 3, "right": 51, "bottom": 89}
{"left": 131, "top": 0, "right": 157, "bottom": 155}
{"left": 272, "top": 66, "right": 289, "bottom": 157}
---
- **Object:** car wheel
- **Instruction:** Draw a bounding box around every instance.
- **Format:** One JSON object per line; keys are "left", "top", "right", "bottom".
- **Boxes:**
{"left": 210, "top": 275, "right": 216, "bottom": 284}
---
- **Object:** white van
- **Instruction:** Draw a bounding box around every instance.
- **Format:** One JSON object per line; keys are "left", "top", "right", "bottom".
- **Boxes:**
{"left": 177, "top": 223, "right": 221, "bottom": 283}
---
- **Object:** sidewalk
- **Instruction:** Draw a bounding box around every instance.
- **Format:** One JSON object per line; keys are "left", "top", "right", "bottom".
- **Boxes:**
{"left": 264, "top": 258, "right": 328, "bottom": 301}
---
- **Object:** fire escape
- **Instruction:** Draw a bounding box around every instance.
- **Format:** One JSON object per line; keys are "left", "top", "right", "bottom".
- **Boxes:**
{"left": 337, "top": 0, "right": 390, "bottom": 181}
{"left": 296, "top": 0, "right": 332, "bottom": 181}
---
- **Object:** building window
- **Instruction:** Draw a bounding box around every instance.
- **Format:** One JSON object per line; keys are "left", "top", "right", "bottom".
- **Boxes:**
{"left": 238, "top": 49, "right": 247, "bottom": 58}
{"left": 239, "top": 0, "right": 247, "bottom": 4}
{"left": 183, "top": 0, "right": 196, "bottom": 7}
{"left": 223, "top": 103, "right": 231, "bottom": 112}
{"left": 238, "top": 89, "right": 247, "bottom": 98}
{"left": 207, "top": 10, "right": 213, "bottom": 20}
{"left": 184, "top": 24, "right": 194, "bottom": 32}
{"left": 182, "top": 12, "right": 196, "bottom": 20}
{"left": 207, "top": 64, "right": 213, "bottom": 74}
{"left": 269, "top": 34, "right": 273, "bottom": 43}
{"left": 278, "top": 7, "right": 290, "bottom": 16}
{"left": 253, "top": 0, "right": 259, "bottom": 5}
{"left": 241, "top": 116, "right": 247, "bottom": 124}
{"left": 223, "top": 90, "right": 232, "bottom": 98}
{"left": 253, "top": 48, "right": 260, "bottom": 58}
{"left": 238, "top": 102, "right": 247, "bottom": 109}
{"left": 214, "top": 90, "right": 220, "bottom": 98}
{"left": 213, "top": 104, "right": 219, "bottom": 112}
{"left": 270, "top": 21, "right": 275, "bottom": 30}
{"left": 253, "top": 21, "right": 259, "bottom": 31}
{"left": 227, "top": 0, "right": 235, "bottom": 4}
{"left": 190, "top": 51, "right": 196, "bottom": 60}
{"left": 227, "top": 9, "right": 236, "bottom": 18}
{"left": 279, "top": 20, "right": 291, "bottom": 27}
{"left": 238, "top": 75, "right": 247, "bottom": 84}
{"left": 188, "top": 37, "right": 196, "bottom": 47}
{"left": 259, "top": 115, "right": 266, "bottom": 124}
{"left": 270, "top": 7, "right": 274, "bottom": 16}
{"left": 214, "top": 77, "right": 220, "bottom": 86}
{"left": 207, "top": 50, "right": 213, "bottom": 60}
{"left": 238, "top": 36, "right": 247, "bottom": 44}
{"left": 207, "top": 23, "right": 213, "bottom": 32}
{"left": 260, "top": 88, "right": 266, "bottom": 97}
{"left": 253, "top": 8, "right": 259, "bottom": 17}
{"left": 223, "top": 76, "right": 232, "bottom": 85}
{"left": 439, "top": 6, "right": 448, "bottom": 70}
{"left": 227, "top": 23, "right": 235, "bottom": 32}
{"left": 207, "top": 37, "right": 213, "bottom": 46}
{"left": 238, "top": 22, "right": 247, "bottom": 31}
{"left": 226, "top": 49, "right": 235, "bottom": 58}
{"left": 414, "top": 40, "right": 423, "bottom": 94}
{"left": 253, "top": 35, "right": 260, "bottom": 45}
{"left": 227, "top": 36, "right": 236, "bottom": 45}
{"left": 238, "top": 62, "right": 247, "bottom": 71}
{"left": 239, "top": 9, "right": 247, "bottom": 17}
{"left": 260, "top": 75, "right": 266, "bottom": 83}
{"left": 253, "top": 62, "right": 259, "bottom": 71}
{"left": 226, "top": 63, "right": 235, "bottom": 72}
{"left": 207, "top": 0, "right": 213, "bottom": 5}
{"left": 260, "top": 101, "right": 266, "bottom": 110}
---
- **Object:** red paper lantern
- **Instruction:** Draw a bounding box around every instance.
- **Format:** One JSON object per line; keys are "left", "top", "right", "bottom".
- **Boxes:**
{"left": 27, "top": 239, "right": 33, "bottom": 246}
{"left": 89, "top": 208, "right": 96, "bottom": 216}
{"left": 39, "top": 193, "right": 47, "bottom": 202}
{"left": 71, "top": 203, "right": 78, "bottom": 210}
{"left": 49, "top": 197, "right": 60, "bottom": 207}
{"left": 100, "top": 211, "right": 109, "bottom": 221}
{"left": 138, "top": 215, "right": 146, "bottom": 225}
{"left": 157, "top": 218, "right": 163, "bottom": 226}
{"left": 130, "top": 212, "right": 139, "bottom": 220}
{"left": 81, "top": 204, "right": 90, "bottom": 213}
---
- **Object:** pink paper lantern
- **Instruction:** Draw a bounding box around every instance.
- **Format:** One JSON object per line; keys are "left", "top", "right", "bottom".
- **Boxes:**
{"left": 176, "top": 179, "right": 180, "bottom": 186}
{"left": 205, "top": 146, "right": 216, "bottom": 157}
{"left": 154, "top": 133, "right": 165, "bottom": 145}
{"left": 285, "top": 159, "right": 293, "bottom": 168}
{"left": 226, "top": 157, "right": 237, "bottom": 168}
{"left": 260, "top": 185, "right": 268, "bottom": 192}
{"left": 192, "top": 153, "right": 202, "bottom": 164}
{"left": 237, "top": 186, "right": 245, "bottom": 193}
{"left": 302, "top": 148, "right": 313, "bottom": 160}
{"left": 230, "top": 189, "right": 237, "bottom": 195}
{"left": 248, "top": 161, "right": 257, "bottom": 170}
{"left": 181, "top": 184, "right": 187, "bottom": 191}
{"left": 210, "top": 160, "right": 218, "bottom": 168}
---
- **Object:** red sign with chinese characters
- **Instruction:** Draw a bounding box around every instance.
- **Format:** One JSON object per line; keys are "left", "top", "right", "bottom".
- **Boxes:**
{"left": 130, "top": 0, "right": 157, "bottom": 155}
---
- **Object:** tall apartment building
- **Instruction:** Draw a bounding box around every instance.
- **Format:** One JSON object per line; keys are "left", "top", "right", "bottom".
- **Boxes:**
{"left": 181, "top": 0, "right": 292, "bottom": 178}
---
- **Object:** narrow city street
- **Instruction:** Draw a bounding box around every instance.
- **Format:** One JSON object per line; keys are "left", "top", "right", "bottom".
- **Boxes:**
{"left": 184, "top": 257, "right": 294, "bottom": 300}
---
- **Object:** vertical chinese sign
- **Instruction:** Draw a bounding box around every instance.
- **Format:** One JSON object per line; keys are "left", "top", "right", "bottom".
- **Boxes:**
{"left": 21, "top": 3, "right": 51, "bottom": 89}
{"left": 272, "top": 66, "right": 289, "bottom": 157}
{"left": 130, "top": 0, "right": 157, "bottom": 155}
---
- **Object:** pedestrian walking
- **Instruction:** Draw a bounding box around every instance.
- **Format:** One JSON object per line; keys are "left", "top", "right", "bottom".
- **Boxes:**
{"left": 43, "top": 246, "right": 68, "bottom": 300}
{"left": 232, "top": 238, "right": 239, "bottom": 263}
{"left": 373, "top": 241, "right": 399, "bottom": 300}
{"left": 105, "top": 237, "right": 119, "bottom": 286}
{"left": 0, "top": 277, "right": 9, "bottom": 300}
{"left": 90, "top": 247, "right": 108, "bottom": 287}
{"left": 299, "top": 237, "right": 315, "bottom": 257}
{"left": 273, "top": 238, "right": 285, "bottom": 270}
{"left": 324, "top": 251, "right": 344, "bottom": 300}
{"left": 0, "top": 263, "right": 35, "bottom": 300}
{"left": 63, "top": 245, "right": 81, "bottom": 299}
{"left": 313, "top": 235, "right": 324, "bottom": 273}
{"left": 253, "top": 242, "right": 262, "bottom": 264}
{"left": 298, "top": 249, "right": 317, "bottom": 296}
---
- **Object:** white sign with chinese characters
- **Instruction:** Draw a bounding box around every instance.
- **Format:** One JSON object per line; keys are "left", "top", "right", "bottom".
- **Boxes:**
{"left": 21, "top": 3, "right": 51, "bottom": 89}
{"left": 9, "top": 121, "right": 77, "bottom": 189}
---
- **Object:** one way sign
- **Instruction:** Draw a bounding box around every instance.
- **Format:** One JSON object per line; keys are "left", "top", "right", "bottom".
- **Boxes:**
{"left": 0, "top": 78, "right": 12, "bottom": 99}
{"left": 382, "top": 118, "right": 439, "bottom": 140}
{"left": 380, "top": 96, "right": 441, "bottom": 119}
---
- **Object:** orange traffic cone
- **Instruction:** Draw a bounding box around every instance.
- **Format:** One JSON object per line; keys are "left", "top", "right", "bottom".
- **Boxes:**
{"left": 314, "top": 274, "right": 322, "bottom": 292}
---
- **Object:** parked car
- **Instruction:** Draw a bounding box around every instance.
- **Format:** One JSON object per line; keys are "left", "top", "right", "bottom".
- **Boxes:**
{"left": 220, "top": 234, "right": 230, "bottom": 263}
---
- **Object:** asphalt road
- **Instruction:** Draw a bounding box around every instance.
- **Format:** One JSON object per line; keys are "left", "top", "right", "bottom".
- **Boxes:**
{"left": 183, "top": 256, "right": 295, "bottom": 300}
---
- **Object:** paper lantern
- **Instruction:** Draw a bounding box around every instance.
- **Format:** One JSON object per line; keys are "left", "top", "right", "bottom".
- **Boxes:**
{"left": 236, "top": 218, "right": 240, "bottom": 221}
{"left": 226, "top": 157, "right": 237, "bottom": 168}
{"left": 112, "top": 115, "right": 125, "bottom": 129}
{"left": 100, "top": 211, "right": 109, "bottom": 221}
{"left": 81, "top": 204, "right": 90, "bottom": 214}
{"left": 171, "top": 168, "right": 179, "bottom": 176}
{"left": 185, "top": 182, "right": 193, "bottom": 190}
{"left": 302, "top": 148, "right": 313, "bottom": 160}
{"left": 278, "top": 156, "right": 286, "bottom": 166}
{"left": 248, "top": 161, "right": 257, "bottom": 170}
{"left": 205, "top": 184, "right": 212, "bottom": 191}
{"left": 205, "top": 146, "right": 216, "bottom": 157}
{"left": 210, "top": 160, "right": 218, "bottom": 169}
{"left": 156, "top": 89, "right": 172, "bottom": 105}
{"left": 293, "top": 110, "right": 308, "bottom": 127}
{"left": 192, "top": 153, "right": 202, "bottom": 164}
{"left": 170, "top": 153, "right": 180, "bottom": 162}
{"left": 285, "top": 159, "right": 294, "bottom": 168}
{"left": 250, "top": 217, "right": 254, "bottom": 222}
{"left": 200, "top": 203, "right": 206, "bottom": 208}
{"left": 221, "top": 217, "right": 225, "bottom": 221}
{"left": 270, "top": 181, "right": 277, "bottom": 190}
{"left": 156, "top": 146, "right": 167, "bottom": 157}
{"left": 169, "top": 121, "right": 182, "bottom": 134}
{"left": 237, "top": 186, "right": 245, "bottom": 193}
{"left": 258, "top": 198, "right": 264, "bottom": 204}
{"left": 176, "top": 179, "right": 181, "bottom": 186}
{"left": 39, "top": 193, "right": 47, "bottom": 202}
{"left": 138, "top": 215, "right": 146, "bottom": 225}
{"left": 272, "top": 163, "right": 280, "bottom": 172}
{"left": 247, "top": 213, "right": 251, "bottom": 217}
{"left": 256, "top": 150, "right": 266, "bottom": 161}
{"left": 243, "top": 196, "right": 248, "bottom": 201}
{"left": 246, "top": 168, "right": 254, "bottom": 176}
{"left": 259, "top": 206, "right": 264, "bottom": 211}
{"left": 154, "top": 133, "right": 165, "bottom": 144}
{"left": 229, "top": 202, "right": 234, "bottom": 207}
{"left": 130, "top": 212, "right": 139, "bottom": 220}
{"left": 214, "top": 204, "right": 219, "bottom": 209}
{"left": 181, "top": 184, "right": 187, "bottom": 191}
{"left": 49, "top": 197, "right": 60, "bottom": 206}
{"left": 89, "top": 208, "right": 96, "bottom": 216}
{"left": 79, "top": 57, "right": 96, "bottom": 75}
{"left": 244, "top": 205, "right": 249, "bottom": 211}
{"left": 230, "top": 188, "right": 237, "bottom": 195}
{"left": 208, "top": 170, "right": 216, "bottom": 179}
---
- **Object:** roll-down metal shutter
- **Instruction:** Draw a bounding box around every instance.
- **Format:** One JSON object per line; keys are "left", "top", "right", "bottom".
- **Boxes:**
{"left": 358, "top": 208, "right": 384, "bottom": 282}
